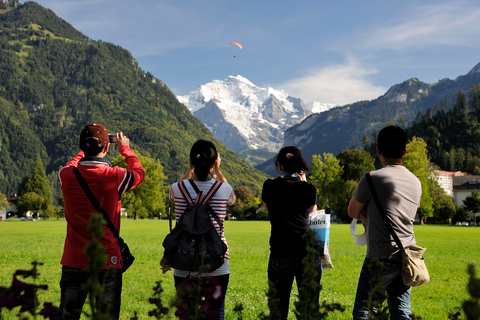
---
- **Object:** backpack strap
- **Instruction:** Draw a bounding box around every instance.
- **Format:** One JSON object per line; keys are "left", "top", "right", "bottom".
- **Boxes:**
{"left": 178, "top": 180, "right": 193, "bottom": 204}
{"left": 187, "top": 179, "right": 224, "bottom": 225}
{"left": 188, "top": 179, "right": 223, "bottom": 204}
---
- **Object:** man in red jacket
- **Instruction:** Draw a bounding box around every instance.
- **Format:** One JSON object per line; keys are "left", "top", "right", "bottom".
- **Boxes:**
{"left": 58, "top": 123, "right": 145, "bottom": 319}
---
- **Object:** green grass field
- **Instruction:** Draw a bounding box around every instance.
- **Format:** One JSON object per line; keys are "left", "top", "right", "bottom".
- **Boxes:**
{"left": 0, "top": 220, "right": 479, "bottom": 319}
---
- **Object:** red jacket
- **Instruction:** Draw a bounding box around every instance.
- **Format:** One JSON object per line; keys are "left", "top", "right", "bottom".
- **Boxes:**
{"left": 58, "top": 146, "right": 145, "bottom": 269}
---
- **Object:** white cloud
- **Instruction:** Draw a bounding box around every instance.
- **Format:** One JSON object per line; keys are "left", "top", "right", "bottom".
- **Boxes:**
{"left": 363, "top": 2, "right": 480, "bottom": 50}
{"left": 278, "top": 57, "right": 387, "bottom": 105}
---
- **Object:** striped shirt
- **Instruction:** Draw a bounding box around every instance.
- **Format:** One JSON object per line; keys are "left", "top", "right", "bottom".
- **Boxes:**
{"left": 169, "top": 178, "right": 235, "bottom": 277}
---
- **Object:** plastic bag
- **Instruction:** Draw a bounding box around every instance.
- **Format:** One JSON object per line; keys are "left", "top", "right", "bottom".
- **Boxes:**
{"left": 350, "top": 218, "right": 367, "bottom": 246}
{"left": 309, "top": 210, "right": 333, "bottom": 269}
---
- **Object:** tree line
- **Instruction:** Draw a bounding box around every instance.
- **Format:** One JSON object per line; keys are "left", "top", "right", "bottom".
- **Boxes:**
{"left": 5, "top": 135, "right": 478, "bottom": 225}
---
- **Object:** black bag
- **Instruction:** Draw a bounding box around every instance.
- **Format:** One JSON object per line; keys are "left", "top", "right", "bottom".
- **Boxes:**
{"left": 163, "top": 179, "right": 227, "bottom": 273}
{"left": 117, "top": 237, "right": 135, "bottom": 273}
{"left": 73, "top": 167, "right": 135, "bottom": 273}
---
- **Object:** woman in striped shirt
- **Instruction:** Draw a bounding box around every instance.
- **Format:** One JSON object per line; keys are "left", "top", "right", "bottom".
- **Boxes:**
{"left": 162, "top": 139, "right": 236, "bottom": 320}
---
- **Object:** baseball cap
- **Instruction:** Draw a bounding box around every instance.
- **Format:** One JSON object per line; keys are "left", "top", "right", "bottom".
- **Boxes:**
{"left": 79, "top": 123, "right": 109, "bottom": 153}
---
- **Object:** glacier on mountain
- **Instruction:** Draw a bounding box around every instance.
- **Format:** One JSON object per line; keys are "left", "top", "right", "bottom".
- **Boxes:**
{"left": 177, "top": 75, "right": 337, "bottom": 152}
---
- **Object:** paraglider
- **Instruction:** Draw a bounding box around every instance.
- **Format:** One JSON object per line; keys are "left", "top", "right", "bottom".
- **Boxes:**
{"left": 228, "top": 42, "right": 242, "bottom": 57}
{"left": 228, "top": 42, "right": 243, "bottom": 49}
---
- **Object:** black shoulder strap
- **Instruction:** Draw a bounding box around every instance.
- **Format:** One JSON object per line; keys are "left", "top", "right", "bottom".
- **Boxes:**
{"left": 72, "top": 166, "right": 120, "bottom": 238}
{"left": 365, "top": 173, "right": 404, "bottom": 251}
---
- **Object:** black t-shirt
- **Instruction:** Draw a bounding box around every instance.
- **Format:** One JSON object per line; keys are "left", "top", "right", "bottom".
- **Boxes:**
{"left": 262, "top": 177, "right": 317, "bottom": 257}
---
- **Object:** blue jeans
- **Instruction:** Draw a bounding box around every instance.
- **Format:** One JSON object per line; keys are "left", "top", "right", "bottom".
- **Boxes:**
{"left": 60, "top": 266, "right": 122, "bottom": 320}
{"left": 174, "top": 274, "right": 229, "bottom": 320}
{"left": 352, "top": 257, "right": 411, "bottom": 320}
{"left": 268, "top": 255, "right": 323, "bottom": 320}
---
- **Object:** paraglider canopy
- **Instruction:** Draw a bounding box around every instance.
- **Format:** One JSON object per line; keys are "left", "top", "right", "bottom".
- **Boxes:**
{"left": 228, "top": 42, "right": 243, "bottom": 49}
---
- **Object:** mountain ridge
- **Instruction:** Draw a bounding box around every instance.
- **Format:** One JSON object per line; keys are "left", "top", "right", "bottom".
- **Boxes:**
{"left": 256, "top": 66, "right": 480, "bottom": 175}
{"left": 0, "top": 2, "right": 268, "bottom": 195}
{"left": 177, "top": 75, "right": 338, "bottom": 153}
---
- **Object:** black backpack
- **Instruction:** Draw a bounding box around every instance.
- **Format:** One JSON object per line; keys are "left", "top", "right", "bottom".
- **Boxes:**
{"left": 163, "top": 179, "right": 228, "bottom": 273}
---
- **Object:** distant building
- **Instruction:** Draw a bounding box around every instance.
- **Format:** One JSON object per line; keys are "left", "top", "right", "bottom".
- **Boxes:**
{"left": 1, "top": 195, "right": 18, "bottom": 220}
{"left": 434, "top": 170, "right": 463, "bottom": 196}
{"left": 452, "top": 175, "right": 480, "bottom": 208}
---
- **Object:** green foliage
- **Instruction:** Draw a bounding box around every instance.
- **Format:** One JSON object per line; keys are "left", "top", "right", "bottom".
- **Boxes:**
{"left": 403, "top": 137, "right": 435, "bottom": 223}
{"left": 464, "top": 265, "right": 480, "bottom": 320}
{"left": 309, "top": 153, "right": 344, "bottom": 215}
{"left": 0, "top": 3, "right": 268, "bottom": 197}
{"left": 16, "top": 191, "right": 45, "bottom": 216}
{"left": 42, "top": 204, "right": 56, "bottom": 219}
{"left": 294, "top": 230, "right": 322, "bottom": 319}
{"left": 428, "top": 177, "right": 456, "bottom": 223}
{"left": 453, "top": 206, "right": 471, "bottom": 224}
{"left": 450, "top": 265, "right": 480, "bottom": 320}
{"left": 83, "top": 214, "right": 110, "bottom": 319}
{"left": 17, "top": 158, "right": 52, "bottom": 206}
{"left": 337, "top": 149, "right": 375, "bottom": 182}
{"left": 407, "top": 85, "right": 480, "bottom": 174}
{"left": 229, "top": 186, "right": 263, "bottom": 220}
{"left": 1, "top": 221, "right": 480, "bottom": 318}
{"left": 112, "top": 152, "right": 166, "bottom": 219}
{"left": 0, "top": 192, "right": 9, "bottom": 212}
{"left": 463, "top": 190, "right": 480, "bottom": 223}
{"left": 237, "top": 149, "right": 277, "bottom": 167}
{"left": 309, "top": 152, "right": 365, "bottom": 222}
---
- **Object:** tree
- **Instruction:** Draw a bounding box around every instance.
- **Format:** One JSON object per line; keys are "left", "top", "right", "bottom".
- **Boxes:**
{"left": 309, "top": 153, "right": 345, "bottom": 218}
{"left": 112, "top": 152, "right": 166, "bottom": 220}
{"left": 463, "top": 190, "right": 480, "bottom": 225}
{"left": 17, "top": 158, "right": 52, "bottom": 205}
{"left": 403, "top": 137, "right": 434, "bottom": 224}
{"left": 229, "top": 186, "right": 261, "bottom": 220}
{"left": 0, "top": 192, "right": 10, "bottom": 214}
{"left": 16, "top": 192, "right": 45, "bottom": 218}
{"left": 429, "top": 178, "right": 455, "bottom": 224}
{"left": 337, "top": 149, "right": 375, "bottom": 182}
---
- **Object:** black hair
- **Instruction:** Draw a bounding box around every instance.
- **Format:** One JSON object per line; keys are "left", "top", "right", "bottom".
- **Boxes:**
{"left": 275, "top": 146, "right": 308, "bottom": 173}
{"left": 377, "top": 125, "right": 407, "bottom": 158}
{"left": 190, "top": 140, "right": 218, "bottom": 181}
{"left": 82, "top": 146, "right": 104, "bottom": 157}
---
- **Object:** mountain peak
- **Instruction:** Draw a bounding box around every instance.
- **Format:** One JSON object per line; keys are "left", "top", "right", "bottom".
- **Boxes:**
{"left": 225, "top": 75, "right": 255, "bottom": 86}
{"left": 467, "top": 62, "right": 480, "bottom": 75}
{"left": 177, "top": 75, "right": 312, "bottom": 152}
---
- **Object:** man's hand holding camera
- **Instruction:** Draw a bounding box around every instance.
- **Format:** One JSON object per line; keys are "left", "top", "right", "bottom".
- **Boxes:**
{"left": 110, "top": 132, "right": 130, "bottom": 148}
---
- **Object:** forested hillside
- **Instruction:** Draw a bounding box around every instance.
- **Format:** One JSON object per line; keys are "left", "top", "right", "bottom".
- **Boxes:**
{"left": 407, "top": 86, "right": 480, "bottom": 174}
{"left": 256, "top": 72, "right": 480, "bottom": 176}
{"left": 0, "top": 2, "right": 268, "bottom": 196}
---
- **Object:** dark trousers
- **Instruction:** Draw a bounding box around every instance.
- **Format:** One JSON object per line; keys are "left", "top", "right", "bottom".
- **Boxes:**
{"left": 268, "top": 255, "right": 323, "bottom": 320}
{"left": 174, "top": 274, "right": 229, "bottom": 320}
{"left": 59, "top": 266, "right": 122, "bottom": 320}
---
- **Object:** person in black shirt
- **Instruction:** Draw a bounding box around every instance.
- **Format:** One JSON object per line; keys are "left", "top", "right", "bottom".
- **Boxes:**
{"left": 261, "top": 146, "right": 322, "bottom": 319}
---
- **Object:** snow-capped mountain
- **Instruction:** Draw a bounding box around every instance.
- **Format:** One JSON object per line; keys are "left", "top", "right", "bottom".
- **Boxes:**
{"left": 306, "top": 101, "right": 338, "bottom": 113}
{"left": 177, "top": 75, "right": 315, "bottom": 152}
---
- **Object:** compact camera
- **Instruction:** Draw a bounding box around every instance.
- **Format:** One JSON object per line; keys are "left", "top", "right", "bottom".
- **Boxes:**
{"left": 109, "top": 134, "right": 117, "bottom": 143}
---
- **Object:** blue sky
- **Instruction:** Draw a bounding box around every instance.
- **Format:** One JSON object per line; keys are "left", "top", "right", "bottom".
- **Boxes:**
{"left": 27, "top": 0, "right": 480, "bottom": 105}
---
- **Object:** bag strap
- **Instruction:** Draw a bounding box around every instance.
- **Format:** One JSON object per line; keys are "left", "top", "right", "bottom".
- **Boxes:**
{"left": 72, "top": 167, "right": 120, "bottom": 239}
{"left": 189, "top": 179, "right": 223, "bottom": 204}
{"left": 179, "top": 179, "right": 223, "bottom": 226}
{"left": 365, "top": 173, "right": 404, "bottom": 251}
{"left": 178, "top": 180, "right": 194, "bottom": 204}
